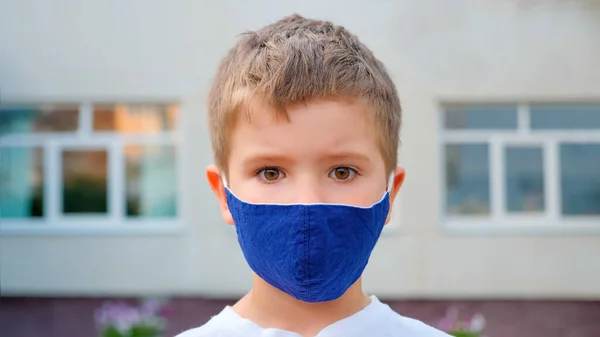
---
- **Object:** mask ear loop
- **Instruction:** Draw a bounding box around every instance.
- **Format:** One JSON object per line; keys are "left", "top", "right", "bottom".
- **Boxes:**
{"left": 221, "top": 175, "right": 229, "bottom": 189}
{"left": 386, "top": 172, "right": 395, "bottom": 193}
{"left": 221, "top": 175, "right": 237, "bottom": 231}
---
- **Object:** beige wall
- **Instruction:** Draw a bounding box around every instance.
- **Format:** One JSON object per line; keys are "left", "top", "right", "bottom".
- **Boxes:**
{"left": 1, "top": 0, "right": 599, "bottom": 298}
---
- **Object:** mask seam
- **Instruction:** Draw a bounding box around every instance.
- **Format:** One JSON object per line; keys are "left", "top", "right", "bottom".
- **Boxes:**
{"left": 235, "top": 199, "right": 244, "bottom": 243}
{"left": 304, "top": 206, "right": 312, "bottom": 302}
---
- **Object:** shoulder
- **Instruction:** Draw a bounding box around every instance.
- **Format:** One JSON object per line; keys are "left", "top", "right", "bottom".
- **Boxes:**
{"left": 174, "top": 326, "right": 210, "bottom": 337}
{"left": 386, "top": 313, "right": 451, "bottom": 337}
{"left": 174, "top": 322, "right": 231, "bottom": 337}
{"left": 174, "top": 307, "right": 240, "bottom": 337}
{"left": 370, "top": 298, "right": 451, "bottom": 337}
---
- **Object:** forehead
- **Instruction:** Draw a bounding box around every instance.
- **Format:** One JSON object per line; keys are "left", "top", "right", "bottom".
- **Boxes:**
{"left": 227, "top": 98, "right": 382, "bottom": 162}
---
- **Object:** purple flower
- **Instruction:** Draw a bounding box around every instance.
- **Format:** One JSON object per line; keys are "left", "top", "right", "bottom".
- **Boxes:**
{"left": 436, "top": 307, "right": 486, "bottom": 334}
{"left": 141, "top": 299, "right": 167, "bottom": 316}
{"left": 94, "top": 301, "right": 143, "bottom": 333}
{"left": 468, "top": 313, "right": 486, "bottom": 332}
{"left": 437, "top": 307, "right": 460, "bottom": 331}
{"left": 94, "top": 299, "right": 169, "bottom": 335}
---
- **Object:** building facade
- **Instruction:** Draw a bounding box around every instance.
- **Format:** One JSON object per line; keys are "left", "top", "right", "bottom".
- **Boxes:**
{"left": 1, "top": 0, "right": 600, "bottom": 303}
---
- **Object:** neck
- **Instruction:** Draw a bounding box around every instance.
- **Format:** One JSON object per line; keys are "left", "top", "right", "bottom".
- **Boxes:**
{"left": 232, "top": 274, "right": 371, "bottom": 337}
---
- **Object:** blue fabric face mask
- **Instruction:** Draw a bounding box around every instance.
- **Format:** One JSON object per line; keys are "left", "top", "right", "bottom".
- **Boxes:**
{"left": 224, "top": 183, "right": 391, "bottom": 303}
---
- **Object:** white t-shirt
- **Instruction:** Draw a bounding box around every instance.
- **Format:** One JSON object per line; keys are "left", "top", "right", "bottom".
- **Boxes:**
{"left": 176, "top": 296, "right": 450, "bottom": 337}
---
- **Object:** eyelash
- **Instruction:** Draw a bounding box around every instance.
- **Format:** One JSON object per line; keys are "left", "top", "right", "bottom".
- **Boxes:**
{"left": 253, "top": 166, "right": 361, "bottom": 184}
{"left": 254, "top": 166, "right": 285, "bottom": 184}
{"left": 329, "top": 165, "right": 360, "bottom": 182}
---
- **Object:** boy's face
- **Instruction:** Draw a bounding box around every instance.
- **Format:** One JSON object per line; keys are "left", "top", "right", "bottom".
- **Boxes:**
{"left": 207, "top": 99, "right": 405, "bottom": 224}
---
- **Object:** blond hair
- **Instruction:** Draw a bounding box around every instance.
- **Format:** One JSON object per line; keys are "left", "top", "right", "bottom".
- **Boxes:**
{"left": 208, "top": 14, "right": 401, "bottom": 175}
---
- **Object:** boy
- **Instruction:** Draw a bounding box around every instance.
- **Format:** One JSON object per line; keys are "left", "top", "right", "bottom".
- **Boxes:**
{"left": 178, "top": 14, "right": 449, "bottom": 337}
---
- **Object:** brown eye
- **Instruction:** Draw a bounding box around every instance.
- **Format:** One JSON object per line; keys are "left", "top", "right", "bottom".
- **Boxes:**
{"left": 260, "top": 168, "right": 281, "bottom": 181}
{"left": 330, "top": 167, "right": 356, "bottom": 181}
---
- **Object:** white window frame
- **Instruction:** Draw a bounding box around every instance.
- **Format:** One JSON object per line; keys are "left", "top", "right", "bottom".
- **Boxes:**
{"left": 439, "top": 102, "right": 600, "bottom": 235}
{"left": 0, "top": 101, "right": 183, "bottom": 235}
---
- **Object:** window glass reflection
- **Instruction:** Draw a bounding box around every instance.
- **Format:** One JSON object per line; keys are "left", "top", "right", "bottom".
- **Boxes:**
{"left": 445, "top": 143, "right": 490, "bottom": 215}
{"left": 0, "top": 147, "right": 44, "bottom": 218}
{"left": 62, "top": 150, "right": 108, "bottom": 214}
{"left": 125, "top": 145, "right": 177, "bottom": 217}
{"left": 560, "top": 143, "right": 600, "bottom": 215}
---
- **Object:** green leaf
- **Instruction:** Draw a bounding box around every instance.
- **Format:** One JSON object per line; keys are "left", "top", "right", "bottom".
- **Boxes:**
{"left": 100, "top": 326, "right": 126, "bottom": 337}
{"left": 447, "top": 331, "right": 479, "bottom": 337}
{"left": 129, "top": 325, "right": 161, "bottom": 337}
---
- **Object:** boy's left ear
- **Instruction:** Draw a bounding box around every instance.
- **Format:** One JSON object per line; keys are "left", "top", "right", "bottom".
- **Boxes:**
{"left": 385, "top": 167, "right": 405, "bottom": 224}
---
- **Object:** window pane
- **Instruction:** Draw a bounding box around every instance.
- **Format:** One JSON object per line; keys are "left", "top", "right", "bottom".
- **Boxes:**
{"left": 0, "top": 147, "right": 44, "bottom": 218}
{"left": 560, "top": 144, "right": 600, "bottom": 215}
{"left": 531, "top": 104, "right": 600, "bottom": 130}
{"left": 62, "top": 150, "right": 108, "bottom": 214}
{"left": 444, "top": 105, "right": 517, "bottom": 130}
{"left": 125, "top": 145, "right": 177, "bottom": 217}
{"left": 445, "top": 144, "right": 490, "bottom": 215}
{"left": 93, "top": 104, "right": 178, "bottom": 133}
{"left": 0, "top": 105, "right": 79, "bottom": 135}
{"left": 505, "top": 147, "right": 545, "bottom": 213}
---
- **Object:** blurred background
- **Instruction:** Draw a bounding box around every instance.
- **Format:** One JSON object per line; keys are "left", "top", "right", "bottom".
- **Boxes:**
{"left": 1, "top": 0, "right": 599, "bottom": 336}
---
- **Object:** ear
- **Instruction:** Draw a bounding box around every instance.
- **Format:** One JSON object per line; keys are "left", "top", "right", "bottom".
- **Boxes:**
{"left": 206, "top": 165, "right": 234, "bottom": 225}
{"left": 385, "top": 166, "right": 406, "bottom": 224}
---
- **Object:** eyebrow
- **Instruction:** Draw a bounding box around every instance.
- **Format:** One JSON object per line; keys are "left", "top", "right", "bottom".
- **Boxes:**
{"left": 240, "top": 150, "right": 372, "bottom": 169}
{"left": 319, "top": 151, "right": 372, "bottom": 164}
{"left": 240, "top": 153, "right": 296, "bottom": 169}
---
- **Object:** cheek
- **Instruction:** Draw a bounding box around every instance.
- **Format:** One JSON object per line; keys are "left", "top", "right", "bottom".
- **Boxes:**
{"left": 332, "top": 180, "right": 387, "bottom": 207}
{"left": 338, "top": 195, "right": 376, "bottom": 207}
{"left": 225, "top": 172, "right": 251, "bottom": 197}
{"left": 226, "top": 170, "right": 276, "bottom": 203}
